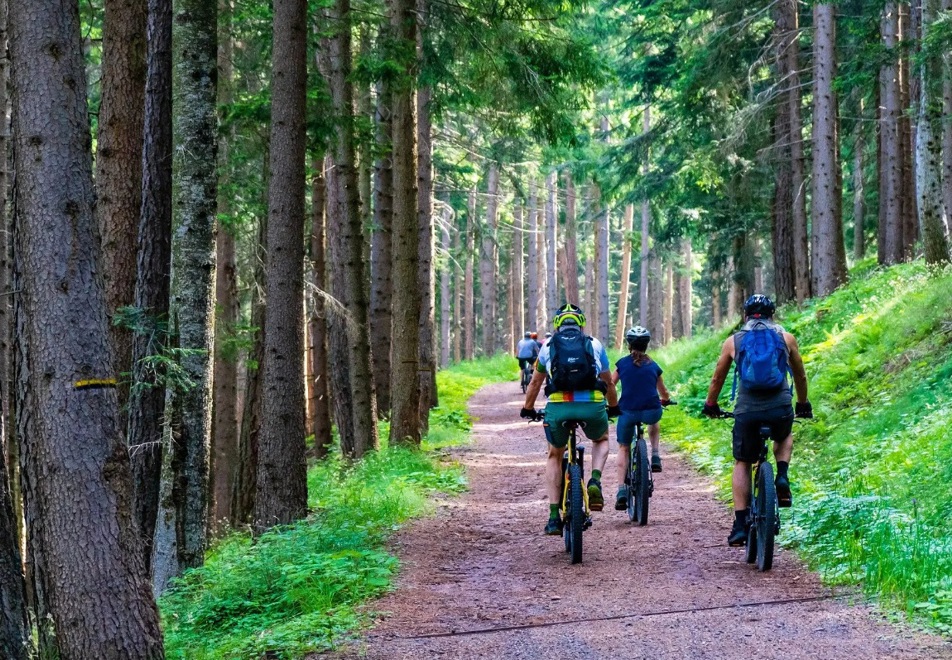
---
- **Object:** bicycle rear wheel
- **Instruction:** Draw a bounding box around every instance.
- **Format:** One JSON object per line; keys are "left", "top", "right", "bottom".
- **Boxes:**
{"left": 568, "top": 463, "right": 584, "bottom": 564}
{"left": 633, "top": 438, "right": 650, "bottom": 526}
{"left": 755, "top": 462, "right": 776, "bottom": 571}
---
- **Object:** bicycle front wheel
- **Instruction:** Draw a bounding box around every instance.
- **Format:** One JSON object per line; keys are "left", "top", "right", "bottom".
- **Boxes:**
{"left": 755, "top": 462, "right": 776, "bottom": 571}
{"left": 568, "top": 463, "right": 584, "bottom": 564}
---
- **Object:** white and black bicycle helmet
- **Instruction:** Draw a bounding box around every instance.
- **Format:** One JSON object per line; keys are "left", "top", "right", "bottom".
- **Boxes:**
{"left": 625, "top": 326, "right": 651, "bottom": 351}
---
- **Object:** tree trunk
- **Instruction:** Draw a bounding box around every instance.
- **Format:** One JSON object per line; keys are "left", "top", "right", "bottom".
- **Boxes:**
{"left": 853, "top": 95, "right": 867, "bottom": 260}
{"left": 389, "top": 0, "right": 421, "bottom": 444}
{"left": 440, "top": 205, "right": 452, "bottom": 368}
{"left": 479, "top": 165, "right": 499, "bottom": 355}
{"left": 98, "top": 0, "right": 147, "bottom": 416}
{"left": 593, "top": 183, "right": 610, "bottom": 340}
{"left": 10, "top": 0, "right": 165, "bottom": 651}
{"left": 584, "top": 257, "right": 594, "bottom": 319}
{"left": 210, "top": 0, "right": 238, "bottom": 533}
{"left": 900, "top": 2, "right": 919, "bottom": 256}
{"left": 536, "top": 205, "right": 547, "bottom": 331}
{"left": 512, "top": 204, "right": 525, "bottom": 336}
{"left": 451, "top": 220, "right": 461, "bottom": 363}
{"left": 152, "top": 0, "right": 218, "bottom": 593}
{"left": 917, "top": 0, "right": 951, "bottom": 264}
{"left": 942, "top": 0, "right": 952, "bottom": 229}
{"left": 127, "top": 0, "right": 173, "bottom": 572}
{"left": 663, "top": 261, "right": 674, "bottom": 344}
{"left": 711, "top": 266, "right": 723, "bottom": 328}
{"left": 0, "top": 415, "right": 28, "bottom": 659}
{"left": 370, "top": 81, "right": 393, "bottom": 413}
{"left": 753, "top": 237, "right": 764, "bottom": 293}
{"left": 776, "top": 0, "right": 811, "bottom": 301}
{"left": 639, "top": 106, "right": 651, "bottom": 326}
{"left": 881, "top": 3, "right": 905, "bottom": 264}
{"left": 323, "top": 0, "right": 378, "bottom": 455}
{"left": 232, "top": 214, "right": 266, "bottom": 526}
{"left": 526, "top": 178, "right": 540, "bottom": 332}
{"left": 811, "top": 3, "right": 848, "bottom": 297}
{"left": 647, "top": 251, "right": 664, "bottom": 342}
{"left": 614, "top": 204, "right": 634, "bottom": 347}
{"left": 417, "top": 71, "right": 437, "bottom": 424}
{"left": 679, "top": 238, "right": 693, "bottom": 338}
{"left": 771, "top": 99, "right": 795, "bottom": 303}
{"left": 463, "top": 190, "right": 475, "bottom": 360}
{"left": 562, "top": 171, "right": 580, "bottom": 304}
{"left": 545, "top": 171, "right": 558, "bottom": 314}
{"left": 254, "top": 0, "right": 308, "bottom": 533}
{"left": 308, "top": 161, "right": 332, "bottom": 458}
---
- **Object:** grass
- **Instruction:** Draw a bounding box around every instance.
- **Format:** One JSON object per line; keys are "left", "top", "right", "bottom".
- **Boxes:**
{"left": 654, "top": 259, "right": 952, "bottom": 632}
{"left": 159, "top": 353, "right": 516, "bottom": 658}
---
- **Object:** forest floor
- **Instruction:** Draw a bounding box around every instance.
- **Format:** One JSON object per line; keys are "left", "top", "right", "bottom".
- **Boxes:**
{"left": 328, "top": 382, "right": 952, "bottom": 659}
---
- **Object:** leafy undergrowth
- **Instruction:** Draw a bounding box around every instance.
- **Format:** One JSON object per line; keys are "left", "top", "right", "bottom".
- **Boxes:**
{"left": 656, "top": 259, "right": 952, "bottom": 632}
{"left": 160, "top": 353, "right": 515, "bottom": 658}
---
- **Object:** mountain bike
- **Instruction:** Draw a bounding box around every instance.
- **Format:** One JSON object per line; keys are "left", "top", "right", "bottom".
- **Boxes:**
{"left": 714, "top": 411, "right": 778, "bottom": 572}
{"left": 531, "top": 412, "right": 591, "bottom": 564}
{"left": 520, "top": 361, "right": 534, "bottom": 393}
{"left": 624, "top": 402, "right": 675, "bottom": 526}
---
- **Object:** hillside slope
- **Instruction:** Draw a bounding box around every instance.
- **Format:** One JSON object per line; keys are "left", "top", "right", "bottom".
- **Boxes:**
{"left": 657, "top": 260, "right": 952, "bottom": 631}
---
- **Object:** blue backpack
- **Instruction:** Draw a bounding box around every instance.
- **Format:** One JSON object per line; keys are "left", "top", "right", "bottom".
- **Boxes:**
{"left": 731, "top": 321, "right": 789, "bottom": 398}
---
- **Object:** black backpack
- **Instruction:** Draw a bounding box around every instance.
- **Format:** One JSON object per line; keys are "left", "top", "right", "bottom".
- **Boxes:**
{"left": 545, "top": 327, "right": 604, "bottom": 395}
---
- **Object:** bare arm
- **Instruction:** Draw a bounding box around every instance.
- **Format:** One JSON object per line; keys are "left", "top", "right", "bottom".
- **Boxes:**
{"left": 784, "top": 333, "right": 809, "bottom": 403}
{"left": 611, "top": 369, "right": 620, "bottom": 386}
{"left": 657, "top": 374, "right": 671, "bottom": 401}
{"left": 599, "top": 371, "right": 618, "bottom": 407}
{"left": 523, "top": 370, "right": 547, "bottom": 410}
{"left": 704, "top": 337, "right": 735, "bottom": 405}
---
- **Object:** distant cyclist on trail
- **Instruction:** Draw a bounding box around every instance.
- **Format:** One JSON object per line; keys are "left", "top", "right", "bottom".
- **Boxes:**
{"left": 612, "top": 326, "right": 673, "bottom": 510}
{"left": 520, "top": 304, "right": 620, "bottom": 535}
{"left": 515, "top": 331, "right": 540, "bottom": 373}
{"left": 702, "top": 294, "right": 812, "bottom": 547}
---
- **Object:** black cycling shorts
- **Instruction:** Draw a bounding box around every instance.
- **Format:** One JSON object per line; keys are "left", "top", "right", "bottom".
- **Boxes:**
{"left": 732, "top": 408, "right": 794, "bottom": 463}
{"left": 518, "top": 357, "right": 535, "bottom": 371}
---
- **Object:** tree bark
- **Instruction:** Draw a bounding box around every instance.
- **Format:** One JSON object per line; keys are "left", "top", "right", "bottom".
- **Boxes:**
{"left": 370, "top": 80, "right": 393, "bottom": 413}
{"left": 479, "top": 164, "right": 499, "bottom": 355}
{"left": 127, "top": 0, "right": 172, "bottom": 572}
{"left": 98, "top": 0, "right": 147, "bottom": 415}
{"left": 389, "top": 0, "right": 421, "bottom": 444}
{"left": 881, "top": 3, "right": 905, "bottom": 264}
{"left": 663, "top": 261, "right": 674, "bottom": 344}
{"left": 232, "top": 213, "right": 266, "bottom": 526}
{"left": 451, "top": 219, "right": 461, "bottom": 363}
{"left": 679, "top": 238, "right": 693, "bottom": 339}
{"left": 440, "top": 204, "right": 452, "bottom": 368}
{"left": 811, "top": 3, "right": 848, "bottom": 297}
{"left": 562, "top": 171, "right": 580, "bottom": 304}
{"left": 210, "top": 0, "right": 239, "bottom": 533}
{"left": 324, "top": 0, "right": 378, "bottom": 455}
{"left": 853, "top": 94, "right": 867, "bottom": 260}
{"left": 775, "top": 0, "right": 811, "bottom": 301}
{"left": 152, "top": 0, "right": 218, "bottom": 593}
{"left": 647, "top": 251, "right": 664, "bottom": 342}
{"left": 593, "top": 183, "right": 610, "bottom": 340}
{"left": 512, "top": 204, "right": 525, "bottom": 336}
{"left": 942, "top": 0, "right": 952, "bottom": 229}
{"left": 254, "top": 0, "right": 308, "bottom": 533}
{"left": 639, "top": 106, "right": 651, "bottom": 325}
{"left": 771, "top": 99, "right": 795, "bottom": 303}
{"left": 526, "top": 178, "right": 540, "bottom": 332}
{"left": 463, "top": 190, "right": 475, "bottom": 360}
{"left": 309, "top": 162, "right": 332, "bottom": 458}
{"left": 711, "top": 266, "right": 723, "bottom": 328}
{"left": 10, "top": 0, "right": 165, "bottom": 651}
{"left": 614, "top": 204, "right": 634, "bottom": 347}
{"left": 417, "top": 68, "right": 437, "bottom": 424}
{"left": 916, "top": 0, "right": 951, "bottom": 264}
{"left": 0, "top": 417, "right": 28, "bottom": 659}
{"left": 536, "top": 205, "right": 547, "bottom": 331}
{"left": 900, "top": 2, "right": 919, "bottom": 256}
{"left": 545, "top": 171, "right": 558, "bottom": 314}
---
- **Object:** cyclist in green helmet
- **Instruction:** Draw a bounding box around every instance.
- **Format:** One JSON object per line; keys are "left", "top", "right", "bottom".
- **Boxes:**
{"left": 521, "top": 304, "right": 621, "bottom": 535}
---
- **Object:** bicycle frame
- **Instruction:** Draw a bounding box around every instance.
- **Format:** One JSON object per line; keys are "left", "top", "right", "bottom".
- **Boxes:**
{"left": 560, "top": 423, "right": 590, "bottom": 515}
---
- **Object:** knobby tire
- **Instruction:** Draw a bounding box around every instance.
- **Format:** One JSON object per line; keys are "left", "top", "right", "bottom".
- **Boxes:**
{"left": 755, "top": 462, "right": 776, "bottom": 571}
{"left": 633, "top": 438, "right": 650, "bottom": 526}
{"left": 568, "top": 463, "right": 584, "bottom": 564}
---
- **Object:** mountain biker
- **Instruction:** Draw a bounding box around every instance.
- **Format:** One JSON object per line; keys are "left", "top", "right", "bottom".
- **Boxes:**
{"left": 701, "top": 294, "right": 812, "bottom": 547}
{"left": 612, "top": 326, "right": 673, "bottom": 510}
{"left": 520, "top": 304, "right": 621, "bottom": 535}
{"left": 516, "top": 331, "right": 540, "bottom": 373}
{"left": 531, "top": 332, "right": 542, "bottom": 350}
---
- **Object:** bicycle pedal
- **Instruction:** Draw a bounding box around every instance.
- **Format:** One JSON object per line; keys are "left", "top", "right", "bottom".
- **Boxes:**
{"left": 583, "top": 516, "right": 593, "bottom": 530}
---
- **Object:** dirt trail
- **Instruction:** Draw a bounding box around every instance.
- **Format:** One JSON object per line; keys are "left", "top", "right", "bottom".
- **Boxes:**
{"left": 336, "top": 382, "right": 950, "bottom": 659}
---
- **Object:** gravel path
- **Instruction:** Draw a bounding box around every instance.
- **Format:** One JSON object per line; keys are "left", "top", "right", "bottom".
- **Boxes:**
{"left": 331, "top": 382, "right": 950, "bottom": 659}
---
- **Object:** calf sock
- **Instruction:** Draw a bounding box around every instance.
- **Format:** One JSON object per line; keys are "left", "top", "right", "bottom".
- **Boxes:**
{"left": 776, "top": 461, "right": 789, "bottom": 479}
{"left": 591, "top": 469, "right": 602, "bottom": 482}
{"left": 549, "top": 503, "right": 560, "bottom": 519}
